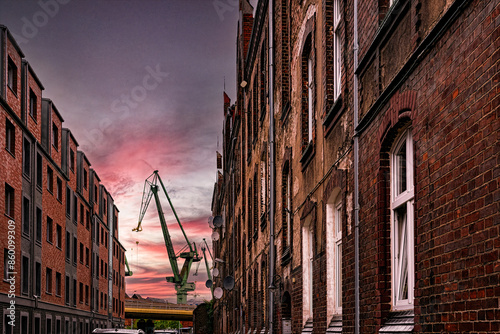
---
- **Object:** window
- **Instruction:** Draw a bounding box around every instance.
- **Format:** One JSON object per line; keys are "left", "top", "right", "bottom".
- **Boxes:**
{"left": 86, "top": 210, "right": 90, "bottom": 229}
{"left": 66, "top": 187, "right": 71, "bottom": 216}
{"left": 46, "top": 317, "right": 52, "bottom": 334}
{"left": 56, "top": 272, "right": 62, "bottom": 296}
{"left": 73, "top": 194, "right": 77, "bottom": 223}
{"left": 52, "top": 123, "right": 58, "bottom": 150}
{"left": 23, "top": 138, "right": 31, "bottom": 176}
{"left": 73, "top": 279, "right": 77, "bottom": 306}
{"left": 83, "top": 169, "right": 88, "bottom": 189}
{"left": 3, "top": 249, "right": 9, "bottom": 280}
{"left": 79, "top": 282, "right": 84, "bottom": 303}
{"left": 73, "top": 236, "right": 77, "bottom": 264}
{"left": 326, "top": 190, "right": 342, "bottom": 318}
{"left": 55, "top": 318, "right": 61, "bottom": 334}
{"left": 36, "top": 207, "right": 42, "bottom": 243}
{"left": 35, "top": 262, "right": 41, "bottom": 296}
{"left": 333, "top": 0, "right": 341, "bottom": 100}
{"left": 56, "top": 224, "right": 62, "bottom": 248}
{"left": 302, "top": 217, "right": 314, "bottom": 323}
{"left": 56, "top": 177, "right": 62, "bottom": 201}
{"left": 7, "top": 57, "right": 17, "bottom": 93}
{"left": 80, "top": 204, "right": 84, "bottom": 225}
{"left": 29, "top": 89, "right": 37, "bottom": 120}
{"left": 4, "top": 183, "right": 14, "bottom": 218}
{"left": 66, "top": 231, "right": 71, "bottom": 261}
{"left": 65, "top": 276, "right": 70, "bottom": 305}
{"left": 282, "top": 162, "right": 292, "bottom": 255}
{"left": 22, "top": 197, "right": 30, "bottom": 235}
{"left": 5, "top": 119, "right": 15, "bottom": 155}
{"left": 47, "top": 166, "right": 53, "bottom": 193}
{"left": 21, "top": 314, "right": 28, "bottom": 334}
{"left": 70, "top": 149, "right": 75, "bottom": 171}
{"left": 307, "top": 53, "right": 313, "bottom": 143}
{"left": 36, "top": 153, "right": 43, "bottom": 188}
{"left": 301, "top": 34, "right": 315, "bottom": 157}
{"left": 260, "top": 159, "right": 267, "bottom": 222}
{"left": 21, "top": 256, "right": 29, "bottom": 294}
{"left": 85, "top": 285, "right": 89, "bottom": 305}
{"left": 46, "top": 267, "right": 52, "bottom": 294}
{"left": 79, "top": 243, "right": 84, "bottom": 264}
{"left": 34, "top": 317, "right": 41, "bottom": 334}
{"left": 391, "top": 129, "right": 414, "bottom": 310}
{"left": 85, "top": 247, "right": 89, "bottom": 266}
{"left": 46, "top": 217, "right": 53, "bottom": 243}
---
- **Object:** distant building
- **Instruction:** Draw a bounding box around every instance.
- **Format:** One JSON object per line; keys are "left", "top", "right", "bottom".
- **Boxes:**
{"left": 0, "top": 25, "right": 126, "bottom": 332}
{"left": 211, "top": 0, "right": 498, "bottom": 333}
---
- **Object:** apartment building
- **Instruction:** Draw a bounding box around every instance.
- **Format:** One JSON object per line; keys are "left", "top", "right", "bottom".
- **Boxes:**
{"left": 211, "top": 0, "right": 498, "bottom": 333}
{"left": 0, "top": 25, "right": 127, "bottom": 333}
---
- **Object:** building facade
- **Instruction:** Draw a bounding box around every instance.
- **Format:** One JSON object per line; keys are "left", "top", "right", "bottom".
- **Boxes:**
{"left": 211, "top": 0, "right": 498, "bottom": 333}
{"left": 0, "top": 25, "right": 127, "bottom": 333}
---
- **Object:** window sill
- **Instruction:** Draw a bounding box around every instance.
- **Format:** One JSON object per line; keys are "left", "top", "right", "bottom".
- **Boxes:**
{"left": 323, "top": 95, "right": 343, "bottom": 137}
{"left": 29, "top": 114, "right": 37, "bottom": 124}
{"left": 5, "top": 148, "right": 15, "bottom": 158}
{"left": 7, "top": 85, "right": 18, "bottom": 97}
{"left": 300, "top": 141, "right": 315, "bottom": 169}
{"left": 280, "top": 100, "right": 291, "bottom": 125}
{"left": 281, "top": 247, "right": 291, "bottom": 266}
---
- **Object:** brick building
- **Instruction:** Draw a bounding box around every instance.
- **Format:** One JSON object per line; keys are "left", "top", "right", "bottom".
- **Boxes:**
{"left": 211, "top": 0, "right": 498, "bottom": 333}
{"left": 0, "top": 25, "right": 127, "bottom": 333}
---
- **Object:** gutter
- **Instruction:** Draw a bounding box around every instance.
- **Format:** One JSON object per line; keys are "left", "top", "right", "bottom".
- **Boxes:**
{"left": 268, "top": 0, "right": 276, "bottom": 333}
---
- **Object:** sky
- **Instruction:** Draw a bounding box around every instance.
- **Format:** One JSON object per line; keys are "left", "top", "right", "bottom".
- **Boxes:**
{"left": 0, "top": 0, "right": 240, "bottom": 303}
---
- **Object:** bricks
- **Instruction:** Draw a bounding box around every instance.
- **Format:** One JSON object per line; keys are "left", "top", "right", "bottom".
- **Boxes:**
{"left": 0, "top": 25, "right": 126, "bottom": 331}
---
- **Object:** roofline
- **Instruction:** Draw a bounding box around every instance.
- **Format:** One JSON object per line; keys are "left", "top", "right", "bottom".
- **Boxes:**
{"left": 22, "top": 60, "right": 45, "bottom": 90}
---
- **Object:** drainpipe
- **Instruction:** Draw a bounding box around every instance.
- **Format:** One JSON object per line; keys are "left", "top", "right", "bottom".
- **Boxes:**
{"left": 353, "top": 0, "right": 360, "bottom": 332}
{"left": 268, "top": 0, "right": 276, "bottom": 333}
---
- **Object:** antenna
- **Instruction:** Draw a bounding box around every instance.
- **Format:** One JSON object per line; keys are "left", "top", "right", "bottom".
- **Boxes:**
{"left": 213, "top": 215, "right": 223, "bottom": 228}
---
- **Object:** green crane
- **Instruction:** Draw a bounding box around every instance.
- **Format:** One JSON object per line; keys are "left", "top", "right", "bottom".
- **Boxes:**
{"left": 125, "top": 256, "right": 133, "bottom": 276}
{"left": 133, "top": 170, "right": 201, "bottom": 304}
{"left": 201, "top": 238, "right": 214, "bottom": 299}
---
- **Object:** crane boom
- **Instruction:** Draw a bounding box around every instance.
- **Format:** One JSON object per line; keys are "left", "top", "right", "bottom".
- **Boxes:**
{"left": 132, "top": 170, "right": 201, "bottom": 304}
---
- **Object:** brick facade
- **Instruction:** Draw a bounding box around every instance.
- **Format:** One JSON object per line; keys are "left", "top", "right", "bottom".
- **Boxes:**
{"left": 0, "top": 25, "right": 127, "bottom": 333}
{"left": 211, "top": 0, "right": 498, "bottom": 333}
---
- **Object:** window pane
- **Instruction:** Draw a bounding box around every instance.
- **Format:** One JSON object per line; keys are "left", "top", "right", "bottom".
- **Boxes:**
{"left": 396, "top": 140, "right": 407, "bottom": 195}
{"left": 395, "top": 205, "right": 408, "bottom": 301}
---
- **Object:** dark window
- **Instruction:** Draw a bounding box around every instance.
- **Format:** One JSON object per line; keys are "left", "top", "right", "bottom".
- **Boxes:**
{"left": 46, "top": 317, "right": 52, "bottom": 334}
{"left": 35, "top": 262, "right": 41, "bottom": 296}
{"left": 21, "top": 315, "right": 28, "bottom": 334}
{"left": 85, "top": 285, "right": 89, "bottom": 305}
{"left": 72, "top": 279, "right": 77, "bottom": 306}
{"left": 4, "top": 183, "right": 14, "bottom": 218}
{"left": 36, "top": 153, "right": 42, "bottom": 188}
{"left": 47, "top": 166, "right": 53, "bottom": 193}
{"left": 86, "top": 210, "right": 90, "bottom": 229}
{"left": 46, "top": 217, "right": 53, "bottom": 243}
{"left": 73, "top": 193, "right": 77, "bottom": 223}
{"left": 5, "top": 118, "right": 15, "bottom": 155}
{"left": 34, "top": 317, "right": 41, "bottom": 334}
{"left": 79, "top": 282, "right": 83, "bottom": 303}
{"left": 70, "top": 149, "right": 75, "bottom": 171}
{"left": 65, "top": 275, "right": 70, "bottom": 305}
{"left": 73, "top": 236, "right": 77, "bottom": 264}
{"left": 3, "top": 249, "right": 9, "bottom": 280}
{"left": 36, "top": 208, "right": 42, "bottom": 243}
{"left": 45, "top": 267, "right": 52, "bottom": 294}
{"left": 56, "top": 178, "right": 62, "bottom": 201}
{"left": 21, "top": 256, "right": 29, "bottom": 294}
{"left": 66, "top": 187, "right": 71, "bottom": 216}
{"left": 55, "top": 272, "right": 61, "bottom": 296}
{"left": 22, "top": 197, "right": 30, "bottom": 235}
{"left": 80, "top": 204, "right": 84, "bottom": 225}
{"left": 85, "top": 247, "right": 89, "bottom": 266}
{"left": 52, "top": 123, "right": 58, "bottom": 150}
{"left": 56, "top": 224, "right": 62, "bottom": 248}
{"left": 55, "top": 319, "right": 61, "bottom": 334}
{"left": 66, "top": 231, "right": 71, "bottom": 261}
{"left": 83, "top": 169, "right": 88, "bottom": 189}
{"left": 79, "top": 243, "right": 83, "bottom": 264}
{"left": 29, "top": 89, "right": 37, "bottom": 120}
{"left": 7, "top": 57, "right": 17, "bottom": 93}
{"left": 23, "top": 138, "right": 31, "bottom": 176}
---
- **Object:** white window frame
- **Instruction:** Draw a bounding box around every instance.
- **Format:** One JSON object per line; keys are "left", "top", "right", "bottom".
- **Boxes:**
{"left": 307, "top": 54, "right": 314, "bottom": 143}
{"left": 333, "top": 0, "right": 341, "bottom": 100}
{"left": 302, "top": 218, "right": 314, "bottom": 324}
{"left": 326, "top": 189, "right": 342, "bottom": 320}
{"left": 390, "top": 129, "right": 414, "bottom": 310}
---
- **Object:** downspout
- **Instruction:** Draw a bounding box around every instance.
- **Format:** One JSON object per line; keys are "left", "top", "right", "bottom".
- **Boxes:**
{"left": 353, "top": 0, "right": 360, "bottom": 332}
{"left": 268, "top": 0, "right": 276, "bottom": 333}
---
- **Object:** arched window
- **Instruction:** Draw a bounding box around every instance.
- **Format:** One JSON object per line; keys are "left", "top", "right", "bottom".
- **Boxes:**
{"left": 326, "top": 188, "right": 342, "bottom": 318}
{"left": 391, "top": 128, "right": 414, "bottom": 310}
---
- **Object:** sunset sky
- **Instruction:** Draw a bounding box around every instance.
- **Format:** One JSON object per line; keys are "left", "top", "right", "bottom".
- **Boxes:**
{"left": 0, "top": 0, "right": 241, "bottom": 302}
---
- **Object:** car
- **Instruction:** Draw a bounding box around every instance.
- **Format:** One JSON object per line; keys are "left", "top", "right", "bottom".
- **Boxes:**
{"left": 92, "top": 329, "right": 145, "bottom": 334}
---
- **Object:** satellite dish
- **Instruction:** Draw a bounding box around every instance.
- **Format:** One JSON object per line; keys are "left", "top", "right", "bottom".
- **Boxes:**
{"left": 205, "top": 279, "right": 213, "bottom": 288}
{"left": 213, "top": 215, "right": 223, "bottom": 228}
{"left": 223, "top": 276, "right": 235, "bottom": 291}
{"left": 212, "top": 268, "right": 219, "bottom": 277}
{"left": 212, "top": 231, "right": 219, "bottom": 241}
{"left": 214, "top": 287, "right": 223, "bottom": 299}
{"left": 208, "top": 216, "right": 214, "bottom": 228}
